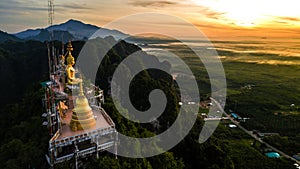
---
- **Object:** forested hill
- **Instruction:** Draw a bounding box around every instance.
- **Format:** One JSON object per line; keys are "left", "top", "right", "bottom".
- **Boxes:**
{"left": 0, "top": 30, "right": 21, "bottom": 43}
{"left": 0, "top": 36, "right": 141, "bottom": 105}
{"left": 0, "top": 40, "right": 48, "bottom": 105}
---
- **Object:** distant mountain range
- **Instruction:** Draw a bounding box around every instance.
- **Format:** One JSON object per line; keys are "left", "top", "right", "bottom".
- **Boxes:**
{"left": 0, "top": 19, "right": 128, "bottom": 43}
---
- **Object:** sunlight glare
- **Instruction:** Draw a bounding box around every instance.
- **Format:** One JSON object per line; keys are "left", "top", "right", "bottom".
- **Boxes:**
{"left": 192, "top": 0, "right": 300, "bottom": 27}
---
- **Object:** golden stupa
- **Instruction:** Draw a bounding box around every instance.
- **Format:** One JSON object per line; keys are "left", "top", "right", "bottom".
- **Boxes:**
{"left": 70, "top": 82, "right": 96, "bottom": 131}
{"left": 65, "top": 41, "right": 96, "bottom": 131}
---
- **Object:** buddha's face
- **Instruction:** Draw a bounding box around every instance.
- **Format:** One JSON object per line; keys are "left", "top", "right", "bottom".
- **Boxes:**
{"left": 70, "top": 59, "right": 75, "bottom": 66}
{"left": 67, "top": 57, "right": 75, "bottom": 66}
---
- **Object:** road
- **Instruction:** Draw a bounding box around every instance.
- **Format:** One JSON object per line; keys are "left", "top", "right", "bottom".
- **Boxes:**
{"left": 210, "top": 97, "right": 300, "bottom": 165}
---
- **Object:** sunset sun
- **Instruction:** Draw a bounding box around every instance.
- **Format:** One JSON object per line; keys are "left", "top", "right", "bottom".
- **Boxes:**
{"left": 225, "top": 11, "right": 262, "bottom": 27}
{"left": 193, "top": 0, "right": 300, "bottom": 27}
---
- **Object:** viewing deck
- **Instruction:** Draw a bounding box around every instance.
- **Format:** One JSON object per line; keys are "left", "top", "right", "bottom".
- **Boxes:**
{"left": 49, "top": 105, "right": 115, "bottom": 145}
{"left": 58, "top": 107, "right": 113, "bottom": 139}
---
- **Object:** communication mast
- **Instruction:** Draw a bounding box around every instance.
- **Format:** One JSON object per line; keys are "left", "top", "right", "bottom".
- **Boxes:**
{"left": 47, "top": 0, "right": 57, "bottom": 76}
{"left": 48, "top": 0, "right": 54, "bottom": 40}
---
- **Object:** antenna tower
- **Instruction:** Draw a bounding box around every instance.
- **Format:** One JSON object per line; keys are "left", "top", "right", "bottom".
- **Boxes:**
{"left": 48, "top": 0, "right": 56, "bottom": 75}
{"left": 48, "top": 0, "right": 54, "bottom": 40}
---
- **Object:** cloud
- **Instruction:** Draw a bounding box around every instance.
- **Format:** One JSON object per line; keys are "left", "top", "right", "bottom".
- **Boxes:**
{"left": 263, "top": 16, "right": 300, "bottom": 29}
{"left": 129, "top": 0, "right": 177, "bottom": 7}
{"left": 194, "top": 23, "right": 247, "bottom": 31}
{"left": 23, "top": 7, "right": 48, "bottom": 11}
{"left": 0, "top": 1, "right": 92, "bottom": 12}
{"left": 276, "top": 16, "right": 300, "bottom": 22}
{"left": 0, "top": 0, "right": 46, "bottom": 11}
{"left": 197, "top": 6, "right": 226, "bottom": 20}
{"left": 56, "top": 3, "right": 94, "bottom": 10}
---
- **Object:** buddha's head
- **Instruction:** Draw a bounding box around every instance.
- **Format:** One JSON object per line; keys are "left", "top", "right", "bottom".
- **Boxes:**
{"left": 66, "top": 53, "right": 75, "bottom": 66}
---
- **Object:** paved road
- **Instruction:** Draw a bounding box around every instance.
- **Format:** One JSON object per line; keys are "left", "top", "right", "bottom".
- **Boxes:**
{"left": 210, "top": 97, "right": 300, "bottom": 165}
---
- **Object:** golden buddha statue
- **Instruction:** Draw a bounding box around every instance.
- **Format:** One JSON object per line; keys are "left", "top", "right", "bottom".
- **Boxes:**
{"left": 65, "top": 42, "right": 82, "bottom": 85}
{"left": 70, "top": 81, "right": 96, "bottom": 131}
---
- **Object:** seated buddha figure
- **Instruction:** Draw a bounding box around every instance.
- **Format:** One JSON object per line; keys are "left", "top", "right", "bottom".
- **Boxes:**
{"left": 60, "top": 54, "right": 65, "bottom": 69}
{"left": 65, "top": 42, "right": 82, "bottom": 85}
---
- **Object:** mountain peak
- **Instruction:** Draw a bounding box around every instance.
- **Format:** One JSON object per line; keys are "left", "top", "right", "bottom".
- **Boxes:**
{"left": 66, "top": 19, "right": 83, "bottom": 24}
{"left": 47, "top": 19, "right": 100, "bottom": 33}
{"left": 13, "top": 19, "right": 128, "bottom": 41}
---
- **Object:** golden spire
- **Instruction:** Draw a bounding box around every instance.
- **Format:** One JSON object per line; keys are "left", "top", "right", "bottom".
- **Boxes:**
{"left": 79, "top": 74, "right": 84, "bottom": 96}
{"left": 66, "top": 41, "right": 73, "bottom": 52}
{"left": 66, "top": 41, "right": 75, "bottom": 66}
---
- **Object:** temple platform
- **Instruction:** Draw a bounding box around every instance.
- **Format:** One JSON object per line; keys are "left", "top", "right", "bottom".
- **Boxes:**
{"left": 47, "top": 105, "right": 117, "bottom": 165}
{"left": 49, "top": 105, "right": 115, "bottom": 146}
{"left": 58, "top": 107, "right": 113, "bottom": 139}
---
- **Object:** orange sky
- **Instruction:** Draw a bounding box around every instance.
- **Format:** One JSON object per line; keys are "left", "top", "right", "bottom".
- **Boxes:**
{"left": 0, "top": 0, "right": 299, "bottom": 39}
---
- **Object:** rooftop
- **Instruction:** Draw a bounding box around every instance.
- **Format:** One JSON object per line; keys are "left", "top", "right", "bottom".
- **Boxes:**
{"left": 265, "top": 152, "right": 280, "bottom": 158}
{"left": 57, "top": 107, "right": 113, "bottom": 140}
